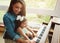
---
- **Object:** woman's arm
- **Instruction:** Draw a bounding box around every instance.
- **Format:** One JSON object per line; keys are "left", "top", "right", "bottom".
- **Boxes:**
{"left": 16, "top": 38, "right": 31, "bottom": 43}
{"left": 3, "top": 15, "right": 20, "bottom": 40}
{"left": 17, "top": 27, "right": 30, "bottom": 40}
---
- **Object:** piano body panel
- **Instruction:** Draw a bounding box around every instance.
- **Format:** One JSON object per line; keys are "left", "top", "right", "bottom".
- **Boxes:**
{"left": 51, "top": 25, "right": 60, "bottom": 43}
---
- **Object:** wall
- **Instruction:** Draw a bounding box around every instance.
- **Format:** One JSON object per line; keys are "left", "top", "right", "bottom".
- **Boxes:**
{"left": 27, "top": 0, "right": 60, "bottom": 17}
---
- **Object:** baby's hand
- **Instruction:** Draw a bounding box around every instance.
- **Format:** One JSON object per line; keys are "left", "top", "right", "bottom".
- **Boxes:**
{"left": 30, "top": 40, "right": 36, "bottom": 43}
{"left": 33, "top": 33, "right": 37, "bottom": 37}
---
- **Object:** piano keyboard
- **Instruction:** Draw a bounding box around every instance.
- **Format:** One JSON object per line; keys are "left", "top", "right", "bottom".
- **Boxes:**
{"left": 33, "top": 26, "right": 46, "bottom": 43}
{"left": 33, "top": 19, "right": 52, "bottom": 43}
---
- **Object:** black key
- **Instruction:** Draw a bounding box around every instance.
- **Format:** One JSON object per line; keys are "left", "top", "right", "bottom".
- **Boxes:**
{"left": 36, "top": 39, "right": 40, "bottom": 43}
{"left": 40, "top": 33, "right": 43, "bottom": 36}
{"left": 38, "top": 36, "right": 41, "bottom": 39}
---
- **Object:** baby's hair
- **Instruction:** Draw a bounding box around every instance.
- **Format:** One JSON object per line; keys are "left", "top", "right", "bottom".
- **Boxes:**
{"left": 14, "top": 17, "right": 27, "bottom": 31}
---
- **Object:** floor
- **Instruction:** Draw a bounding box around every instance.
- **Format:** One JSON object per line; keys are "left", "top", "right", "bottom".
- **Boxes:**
{"left": 0, "top": 32, "right": 4, "bottom": 43}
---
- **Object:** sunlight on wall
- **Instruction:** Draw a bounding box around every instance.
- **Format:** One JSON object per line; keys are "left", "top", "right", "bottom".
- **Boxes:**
{"left": 24, "top": 0, "right": 57, "bottom": 10}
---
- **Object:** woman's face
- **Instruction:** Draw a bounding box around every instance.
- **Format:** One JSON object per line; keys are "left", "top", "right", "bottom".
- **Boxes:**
{"left": 12, "top": 2, "right": 23, "bottom": 15}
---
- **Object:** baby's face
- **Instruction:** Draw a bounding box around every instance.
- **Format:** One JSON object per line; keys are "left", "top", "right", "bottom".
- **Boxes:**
{"left": 20, "top": 21, "right": 27, "bottom": 28}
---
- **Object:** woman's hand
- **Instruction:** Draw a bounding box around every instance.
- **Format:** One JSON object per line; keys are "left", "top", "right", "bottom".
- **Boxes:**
{"left": 17, "top": 38, "right": 32, "bottom": 43}
{"left": 24, "top": 40, "right": 31, "bottom": 43}
{"left": 24, "top": 40, "right": 36, "bottom": 43}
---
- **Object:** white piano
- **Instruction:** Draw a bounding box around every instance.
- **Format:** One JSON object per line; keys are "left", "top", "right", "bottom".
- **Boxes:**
{"left": 33, "top": 19, "right": 52, "bottom": 43}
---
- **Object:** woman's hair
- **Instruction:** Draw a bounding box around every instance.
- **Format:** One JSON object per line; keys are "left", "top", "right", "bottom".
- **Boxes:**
{"left": 14, "top": 18, "right": 27, "bottom": 31}
{"left": 8, "top": 0, "right": 26, "bottom": 16}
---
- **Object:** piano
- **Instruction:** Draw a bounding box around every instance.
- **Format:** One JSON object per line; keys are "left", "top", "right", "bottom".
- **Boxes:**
{"left": 33, "top": 19, "right": 52, "bottom": 43}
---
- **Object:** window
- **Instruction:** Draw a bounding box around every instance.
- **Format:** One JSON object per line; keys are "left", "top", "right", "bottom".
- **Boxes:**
{"left": 26, "top": 13, "right": 51, "bottom": 24}
{"left": 0, "top": 0, "right": 10, "bottom": 23}
{"left": 24, "top": 0, "right": 57, "bottom": 23}
{"left": 0, "top": 0, "right": 57, "bottom": 23}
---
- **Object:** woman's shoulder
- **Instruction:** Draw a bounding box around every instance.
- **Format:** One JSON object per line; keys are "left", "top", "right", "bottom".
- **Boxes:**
{"left": 3, "top": 12, "right": 11, "bottom": 18}
{"left": 3, "top": 12, "right": 14, "bottom": 19}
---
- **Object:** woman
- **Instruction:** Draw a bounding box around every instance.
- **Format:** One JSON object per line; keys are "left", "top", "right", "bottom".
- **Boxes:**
{"left": 3, "top": 0, "right": 35, "bottom": 43}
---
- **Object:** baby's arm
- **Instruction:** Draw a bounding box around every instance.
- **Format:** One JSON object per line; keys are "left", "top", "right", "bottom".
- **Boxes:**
{"left": 17, "top": 27, "right": 30, "bottom": 40}
{"left": 26, "top": 26, "right": 36, "bottom": 37}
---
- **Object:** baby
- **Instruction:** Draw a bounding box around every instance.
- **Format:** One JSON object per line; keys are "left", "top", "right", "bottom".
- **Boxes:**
{"left": 14, "top": 15, "right": 36, "bottom": 40}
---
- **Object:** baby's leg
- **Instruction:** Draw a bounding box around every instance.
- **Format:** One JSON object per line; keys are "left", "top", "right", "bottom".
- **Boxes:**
{"left": 16, "top": 41, "right": 22, "bottom": 43}
{"left": 26, "top": 33, "right": 33, "bottom": 39}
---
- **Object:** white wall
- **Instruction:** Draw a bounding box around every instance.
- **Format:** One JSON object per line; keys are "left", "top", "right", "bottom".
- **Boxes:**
{"left": 27, "top": 0, "right": 60, "bottom": 17}
{"left": 54, "top": 0, "right": 60, "bottom": 17}
{"left": 0, "top": 0, "right": 60, "bottom": 17}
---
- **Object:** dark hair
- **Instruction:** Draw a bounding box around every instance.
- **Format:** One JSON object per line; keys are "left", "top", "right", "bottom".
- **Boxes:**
{"left": 8, "top": 0, "right": 26, "bottom": 16}
{"left": 14, "top": 18, "right": 27, "bottom": 31}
